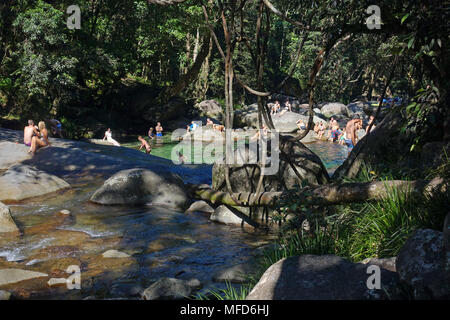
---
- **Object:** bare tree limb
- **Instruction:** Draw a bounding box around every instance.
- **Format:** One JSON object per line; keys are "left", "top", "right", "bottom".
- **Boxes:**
{"left": 190, "top": 177, "right": 447, "bottom": 208}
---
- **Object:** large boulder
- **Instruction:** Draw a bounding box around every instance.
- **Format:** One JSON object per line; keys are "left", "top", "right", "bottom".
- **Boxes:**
{"left": 212, "top": 137, "right": 329, "bottom": 194}
{"left": 0, "top": 202, "right": 19, "bottom": 233}
{"left": 142, "top": 277, "right": 202, "bottom": 300}
{"left": 346, "top": 100, "right": 367, "bottom": 119}
{"left": 0, "top": 164, "right": 70, "bottom": 202}
{"left": 235, "top": 106, "right": 324, "bottom": 133}
{"left": 320, "top": 102, "right": 349, "bottom": 118}
{"left": 90, "top": 168, "right": 189, "bottom": 210}
{"left": 396, "top": 229, "right": 449, "bottom": 299}
{"left": 194, "top": 100, "right": 223, "bottom": 121}
{"left": 271, "top": 112, "right": 326, "bottom": 133}
{"left": 246, "top": 254, "right": 399, "bottom": 300}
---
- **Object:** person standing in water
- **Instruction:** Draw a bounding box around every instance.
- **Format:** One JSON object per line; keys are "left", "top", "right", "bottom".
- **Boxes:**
{"left": 344, "top": 116, "right": 363, "bottom": 155}
{"left": 155, "top": 122, "right": 163, "bottom": 138}
{"left": 148, "top": 127, "right": 155, "bottom": 140}
{"left": 103, "top": 128, "right": 121, "bottom": 147}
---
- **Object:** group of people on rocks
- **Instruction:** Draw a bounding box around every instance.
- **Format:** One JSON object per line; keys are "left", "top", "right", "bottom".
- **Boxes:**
{"left": 295, "top": 114, "right": 377, "bottom": 155}
{"left": 270, "top": 100, "right": 292, "bottom": 116}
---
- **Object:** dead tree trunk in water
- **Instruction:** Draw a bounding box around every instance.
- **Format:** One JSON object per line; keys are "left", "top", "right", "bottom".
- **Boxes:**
{"left": 189, "top": 177, "right": 446, "bottom": 208}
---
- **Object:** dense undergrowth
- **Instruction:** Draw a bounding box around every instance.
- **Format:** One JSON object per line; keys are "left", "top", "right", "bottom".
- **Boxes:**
{"left": 196, "top": 159, "right": 449, "bottom": 300}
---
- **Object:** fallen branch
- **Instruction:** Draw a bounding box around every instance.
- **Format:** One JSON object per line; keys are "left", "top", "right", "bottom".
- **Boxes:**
{"left": 189, "top": 177, "right": 446, "bottom": 208}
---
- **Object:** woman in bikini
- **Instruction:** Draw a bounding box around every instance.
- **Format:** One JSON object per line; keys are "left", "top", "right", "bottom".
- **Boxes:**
{"left": 29, "top": 121, "right": 50, "bottom": 154}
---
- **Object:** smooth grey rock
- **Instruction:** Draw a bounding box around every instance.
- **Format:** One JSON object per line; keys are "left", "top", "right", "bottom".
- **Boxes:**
{"left": 271, "top": 112, "right": 325, "bottom": 133}
{"left": 0, "top": 141, "right": 32, "bottom": 170}
{"left": 0, "top": 164, "right": 70, "bottom": 202}
{"left": 102, "top": 249, "right": 131, "bottom": 258}
{"left": 0, "top": 269, "right": 48, "bottom": 286}
{"left": 0, "top": 202, "right": 19, "bottom": 233}
{"left": 246, "top": 255, "right": 399, "bottom": 300}
{"left": 320, "top": 103, "right": 349, "bottom": 118}
{"left": 396, "top": 229, "right": 449, "bottom": 299}
{"left": 195, "top": 100, "right": 223, "bottom": 120}
{"left": 0, "top": 290, "right": 11, "bottom": 300}
{"left": 90, "top": 168, "right": 189, "bottom": 210}
{"left": 0, "top": 128, "right": 212, "bottom": 186}
{"left": 142, "top": 277, "right": 202, "bottom": 300}
{"left": 185, "top": 200, "right": 215, "bottom": 214}
{"left": 58, "top": 209, "right": 71, "bottom": 215}
{"left": 210, "top": 205, "right": 247, "bottom": 226}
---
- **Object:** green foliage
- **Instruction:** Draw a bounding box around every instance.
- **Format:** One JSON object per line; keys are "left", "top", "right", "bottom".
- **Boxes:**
{"left": 194, "top": 281, "right": 251, "bottom": 301}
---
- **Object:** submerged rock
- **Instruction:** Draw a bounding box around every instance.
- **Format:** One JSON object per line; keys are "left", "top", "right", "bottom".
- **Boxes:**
{"left": 142, "top": 277, "right": 202, "bottom": 300}
{"left": 246, "top": 254, "right": 399, "bottom": 300}
{"left": 90, "top": 168, "right": 189, "bottom": 210}
{"left": 209, "top": 205, "right": 249, "bottom": 227}
{"left": 102, "top": 249, "right": 131, "bottom": 258}
{"left": 0, "top": 269, "right": 48, "bottom": 287}
{"left": 0, "top": 202, "right": 19, "bottom": 233}
{"left": 212, "top": 262, "right": 256, "bottom": 284}
{"left": 185, "top": 200, "right": 215, "bottom": 214}
{"left": 396, "top": 229, "right": 449, "bottom": 299}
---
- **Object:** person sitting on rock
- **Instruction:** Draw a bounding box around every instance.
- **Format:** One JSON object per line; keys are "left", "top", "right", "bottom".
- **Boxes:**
{"left": 296, "top": 119, "right": 307, "bottom": 131}
{"left": 285, "top": 100, "right": 292, "bottom": 112}
{"left": 329, "top": 117, "right": 338, "bottom": 128}
{"left": 317, "top": 121, "right": 326, "bottom": 139}
{"left": 206, "top": 118, "right": 214, "bottom": 126}
{"left": 29, "top": 121, "right": 51, "bottom": 154}
{"left": 251, "top": 124, "right": 269, "bottom": 141}
{"left": 24, "top": 120, "right": 39, "bottom": 148}
{"left": 138, "top": 136, "right": 152, "bottom": 154}
{"left": 103, "top": 128, "right": 121, "bottom": 147}
{"left": 213, "top": 124, "right": 225, "bottom": 133}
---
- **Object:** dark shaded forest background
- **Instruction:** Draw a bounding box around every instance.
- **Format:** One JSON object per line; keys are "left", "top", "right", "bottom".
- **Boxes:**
{"left": 0, "top": 0, "right": 448, "bottom": 143}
